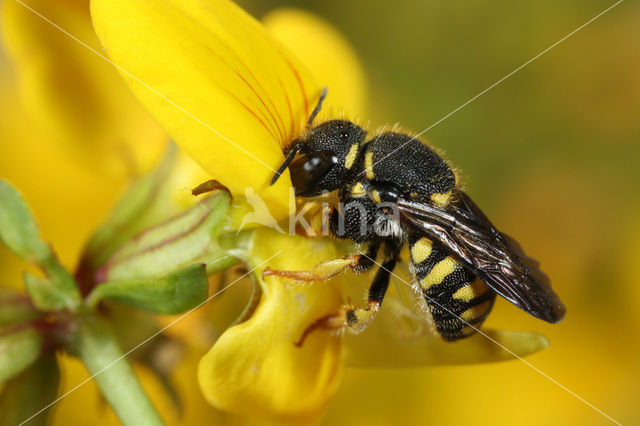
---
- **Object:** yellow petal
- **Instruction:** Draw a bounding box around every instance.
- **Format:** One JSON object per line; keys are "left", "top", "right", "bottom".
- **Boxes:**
{"left": 344, "top": 328, "right": 549, "bottom": 368}
{"left": 263, "top": 8, "right": 368, "bottom": 119}
{"left": 342, "top": 274, "right": 549, "bottom": 368}
{"left": 1, "top": 0, "right": 166, "bottom": 180}
{"left": 198, "top": 228, "right": 347, "bottom": 421}
{"left": 90, "top": 0, "right": 324, "bottom": 219}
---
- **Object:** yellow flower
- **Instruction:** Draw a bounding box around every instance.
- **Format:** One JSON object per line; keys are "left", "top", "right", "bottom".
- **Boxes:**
{"left": 89, "top": 0, "right": 550, "bottom": 424}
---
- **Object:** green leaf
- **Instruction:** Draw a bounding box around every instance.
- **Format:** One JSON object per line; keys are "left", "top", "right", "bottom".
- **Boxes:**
{"left": 24, "top": 273, "right": 74, "bottom": 311}
{"left": 78, "top": 143, "right": 178, "bottom": 272}
{"left": 0, "top": 353, "right": 60, "bottom": 426}
{"left": 0, "top": 289, "right": 42, "bottom": 326}
{"left": 87, "top": 264, "right": 209, "bottom": 314}
{"left": 0, "top": 180, "right": 81, "bottom": 310}
{"left": 97, "top": 193, "right": 234, "bottom": 283}
{"left": 0, "top": 179, "right": 49, "bottom": 262}
{"left": 0, "top": 327, "right": 42, "bottom": 383}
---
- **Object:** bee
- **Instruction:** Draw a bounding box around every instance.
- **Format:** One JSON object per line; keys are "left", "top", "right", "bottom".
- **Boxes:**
{"left": 267, "top": 88, "right": 565, "bottom": 344}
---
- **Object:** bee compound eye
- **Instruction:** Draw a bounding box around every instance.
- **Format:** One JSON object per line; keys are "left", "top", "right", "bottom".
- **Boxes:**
{"left": 289, "top": 150, "right": 340, "bottom": 196}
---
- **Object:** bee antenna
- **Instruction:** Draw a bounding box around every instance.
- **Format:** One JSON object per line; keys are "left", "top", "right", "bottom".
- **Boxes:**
{"left": 306, "top": 87, "right": 328, "bottom": 127}
{"left": 272, "top": 88, "right": 328, "bottom": 186}
{"left": 270, "top": 143, "right": 303, "bottom": 185}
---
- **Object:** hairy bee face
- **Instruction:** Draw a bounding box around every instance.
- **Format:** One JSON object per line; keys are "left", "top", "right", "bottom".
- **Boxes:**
{"left": 289, "top": 120, "right": 366, "bottom": 196}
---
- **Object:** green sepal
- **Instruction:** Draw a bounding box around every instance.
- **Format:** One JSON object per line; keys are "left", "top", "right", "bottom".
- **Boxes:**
{"left": 0, "top": 289, "right": 42, "bottom": 326}
{"left": 78, "top": 143, "right": 178, "bottom": 271}
{"left": 87, "top": 263, "right": 209, "bottom": 314}
{"left": 97, "top": 193, "right": 234, "bottom": 283}
{"left": 0, "top": 180, "right": 81, "bottom": 310}
{"left": 0, "top": 326, "right": 42, "bottom": 384}
{"left": 0, "top": 353, "right": 60, "bottom": 426}
{"left": 24, "top": 273, "right": 75, "bottom": 311}
{"left": 0, "top": 179, "right": 49, "bottom": 262}
{"left": 37, "top": 253, "right": 81, "bottom": 311}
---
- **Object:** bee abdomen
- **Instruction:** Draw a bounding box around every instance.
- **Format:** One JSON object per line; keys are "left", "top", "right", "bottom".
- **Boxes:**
{"left": 409, "top": 235, "right": 496, "bottom": 341}
{"left": 426, "top": 276, "right": 496, "bottom": 341}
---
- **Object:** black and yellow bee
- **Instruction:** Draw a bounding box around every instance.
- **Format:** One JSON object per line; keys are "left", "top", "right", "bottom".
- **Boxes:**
{"left": 268, "top": 89, "right": 565, "bottom": 343}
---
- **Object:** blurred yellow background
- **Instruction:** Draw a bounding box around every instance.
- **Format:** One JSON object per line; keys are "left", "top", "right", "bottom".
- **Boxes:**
{"left": 2, "top": 0, "right": 639, "bottom": 425}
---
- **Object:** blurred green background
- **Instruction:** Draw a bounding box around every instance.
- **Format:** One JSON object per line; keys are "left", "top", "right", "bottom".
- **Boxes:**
{"left": 240, "top": 0, "right": 640, "bottom": 424}
{"left": 2, "top": 0, "right": 639, "bottom": 425}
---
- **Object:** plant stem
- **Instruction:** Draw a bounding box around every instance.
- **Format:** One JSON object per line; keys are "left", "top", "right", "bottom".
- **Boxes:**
{"left": 74, "top": 312, "right": 165, "bottom": 426}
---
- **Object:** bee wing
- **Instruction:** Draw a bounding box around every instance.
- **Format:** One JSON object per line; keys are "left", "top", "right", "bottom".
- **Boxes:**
{"left": 397, "top": 191, "right": 566, "bottom": 323}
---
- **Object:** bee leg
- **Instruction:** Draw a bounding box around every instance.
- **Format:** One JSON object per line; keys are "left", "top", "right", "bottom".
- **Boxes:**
{"left": 294, "top": 242, "right": 399, "bottom": 346}
{"left": 342, "top": 243, "right": 399, "bottom": 333}
{"left": 262, "top": 242, "right": 380, "bottom": 282}
{"left": 300, "top": 198, "right": 337, "bottom": 237}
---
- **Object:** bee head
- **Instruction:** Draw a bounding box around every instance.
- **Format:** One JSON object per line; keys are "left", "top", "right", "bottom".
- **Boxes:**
{"left": 289, "top": 120, "right": 367, "bottom": 196}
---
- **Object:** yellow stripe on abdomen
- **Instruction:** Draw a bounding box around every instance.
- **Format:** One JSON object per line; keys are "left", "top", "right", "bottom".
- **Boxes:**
{"left": 419, "top": 256, "right": 458, "bottom": 290}
{"left": 410, "top": 237, "right": 433, "bottom": 263}
{"left": 452, "top": 279, "right": 489, "bottom": 302}
{"left": 460, "top": 299, "right": 493, "bottom": 322}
